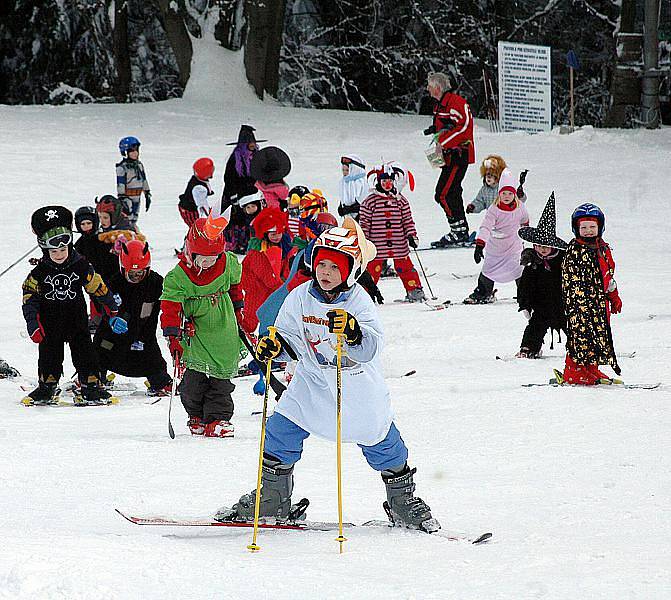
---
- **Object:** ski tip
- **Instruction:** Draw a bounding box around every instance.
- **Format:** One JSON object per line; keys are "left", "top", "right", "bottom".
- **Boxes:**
{"left": 403, "top": 370, "right": 417, "bottom": 377}
{"left": 115, "top": 508, "right": 139, "bottom": 524}
{"left": 472, "top": 532, "right": 493, "bottom": 544}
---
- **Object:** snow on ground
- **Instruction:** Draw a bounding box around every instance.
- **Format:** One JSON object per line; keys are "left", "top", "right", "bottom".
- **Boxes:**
{"left": 1, "top": 40, "right": 671, "bottom": 599}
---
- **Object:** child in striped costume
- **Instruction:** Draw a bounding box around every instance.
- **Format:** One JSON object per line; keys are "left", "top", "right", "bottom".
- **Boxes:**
{"left": 359, "top": 164, "right": 426, "bottom": 302}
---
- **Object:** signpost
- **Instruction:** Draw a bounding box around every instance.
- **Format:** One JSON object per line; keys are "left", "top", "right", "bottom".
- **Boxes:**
{"left": 498, "top": 41, "right": 552, "bottom": 133}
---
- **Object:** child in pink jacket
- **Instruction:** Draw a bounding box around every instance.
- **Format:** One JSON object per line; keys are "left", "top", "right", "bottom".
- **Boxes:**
{"left": 464, "top": 169, "right": 529, "bottom": 304}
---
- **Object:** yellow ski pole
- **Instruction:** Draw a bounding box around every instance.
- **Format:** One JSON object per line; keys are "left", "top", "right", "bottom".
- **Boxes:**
{"left": 248, "top": 325, "right": 277, "bottom": 553}
{"left": 335, "top": 332, "right": 347, "bottom": 553}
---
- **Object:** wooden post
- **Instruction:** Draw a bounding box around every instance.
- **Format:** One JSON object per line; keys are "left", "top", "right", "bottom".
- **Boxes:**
{"left": 569, "top": 67, "right": 574, "bottom": 132}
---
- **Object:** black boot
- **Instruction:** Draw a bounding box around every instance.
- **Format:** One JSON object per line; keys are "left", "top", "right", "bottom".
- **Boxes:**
{"left": 381, "top": 465, "right": 440, "bottom": 533}
{"left": 28, "top": 381, "right": 59, "bottom": 405}
{"left": 75, "top": 376, "right": 110, "bottom": 405}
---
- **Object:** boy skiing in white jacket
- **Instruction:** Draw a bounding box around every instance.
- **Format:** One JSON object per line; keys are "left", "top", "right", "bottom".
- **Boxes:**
{"left": 215, "top": 218, "right": 439, "bottom": 532}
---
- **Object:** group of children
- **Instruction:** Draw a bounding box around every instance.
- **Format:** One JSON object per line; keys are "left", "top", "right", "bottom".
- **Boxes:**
{"left": 464, "top": 153, "right": 622, "bottom": 385}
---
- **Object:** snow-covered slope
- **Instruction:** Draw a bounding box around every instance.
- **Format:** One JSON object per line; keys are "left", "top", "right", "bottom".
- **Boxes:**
{"left": 1, "top": 40, "right": 670, "bottom": 599}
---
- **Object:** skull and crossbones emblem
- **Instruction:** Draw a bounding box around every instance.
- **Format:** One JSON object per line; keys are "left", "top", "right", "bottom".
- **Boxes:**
{"left": 44, "top": 272, "right": 79, "bottom": 300}
{"left": 44, "top": 209, "right": 59, "bottom": 221}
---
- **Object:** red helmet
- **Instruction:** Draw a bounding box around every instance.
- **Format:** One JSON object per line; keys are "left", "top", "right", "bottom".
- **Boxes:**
{"left": 193, "top": 157, "right": 215, "bottom": 181}
{"left": 253, "top": 207, "right": 289, "bottom": 239}
{"left": 184, "top": 217, "right": 225, "bottom": 267}
{"left": 119, "top": 239, "right": 150, "bottom": 282}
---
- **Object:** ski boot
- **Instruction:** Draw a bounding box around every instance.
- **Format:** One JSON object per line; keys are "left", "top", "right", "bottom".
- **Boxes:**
{"left": 382, "top": 465, "right": 440, "bottom": 533}
{"left": 74, "top": 377, "right": 110, "bottom": 405}
{"left": 187, "top": 416, "right": 205, "bottom": 435}
{"left": 214, "top": 455, "right": 305, "bottom": 523}
{"left": 25, "top": 381, "right": 60, "bottom": 406}
{"left": 563, "top": 356, "right": 599, "bottom": 385}
{"left": 463, "top": 290, "right": 496, "bottom": 304}
{"left": 430, "top": 231, "right": 470, "bottom": 248}
{"left": 516, "top": 347, "right": 542, "bottom": 359}
{"left": 404, "top": 288, "right": 427, "bottom": 303}
{"left": 586, "top": 363, "right": 610, "bottom": 381}
{"left": 146, "top": 381, "right": 173, "bottom": 397}
{"left": 203, "top": 420, "right": 234, "bottom": 438}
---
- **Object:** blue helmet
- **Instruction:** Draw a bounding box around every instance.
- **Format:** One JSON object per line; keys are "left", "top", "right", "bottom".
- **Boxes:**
{"left": 571, "top": 203, "right": 605, "bottom": 236}
{"left": 119, "top": 136, "right": 141, "bottom": 156}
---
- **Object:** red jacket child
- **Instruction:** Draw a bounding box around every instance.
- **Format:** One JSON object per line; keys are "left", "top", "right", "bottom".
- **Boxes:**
{"left": 240, "top": 207, "right": 291, "bottom": 333}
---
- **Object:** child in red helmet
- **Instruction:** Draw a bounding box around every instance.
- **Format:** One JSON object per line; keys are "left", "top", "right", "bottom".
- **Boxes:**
{"left": 178, "top": 157, "right": 216, "bottom": 227}
{"left": 239, "top": 207, "right": 292, "bottom": 333}
{"left": 360, "top": 164, "right": 426, "bottom": 302}
{"left": 93, "top": 239, "right": 172, "bottom": 395}
{"left": 562, "top": 203, "right": 622, "bottom": 385}
{"left": 160, "top": 217, "right": 245, "bottom": 437}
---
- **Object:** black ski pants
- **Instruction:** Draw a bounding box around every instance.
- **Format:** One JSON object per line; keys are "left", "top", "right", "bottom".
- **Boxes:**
{"left": 38, "top": 329, "right": 98, "bottom": 383}
{"left": 521, "top": 313, "right": 566, "bottom": 354}
{"left": 434, "top": 150, "right": 470, "bottom": 229}
{"left": 180, "top": 369, "right": 234, "bottom": 423}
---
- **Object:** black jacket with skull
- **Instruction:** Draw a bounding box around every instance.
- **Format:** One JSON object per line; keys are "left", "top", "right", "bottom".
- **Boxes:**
{"left": 21, "top": 249, "right": 120, "bottom": 339}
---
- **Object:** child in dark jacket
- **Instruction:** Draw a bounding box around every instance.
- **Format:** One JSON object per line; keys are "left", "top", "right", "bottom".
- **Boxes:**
{"left": 117, "top": 136, "right": 151, "bottom": 227}
{"left": 22, "top": 206, "right": 126, "bottom": 404}
{"left": 93, "top": 240, "right": 172, "bottom": 395}
{"left": 561, "top": 203, "right": 622, "bottom": 385}
{"left": 516, "top": 194, "right": 567, "bottom": 358}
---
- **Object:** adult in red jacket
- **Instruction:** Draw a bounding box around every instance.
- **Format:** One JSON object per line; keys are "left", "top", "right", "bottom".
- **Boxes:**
{"left": 240, "top": 207, "right": 291, "bottom": 333}
{"left": 425, "top": 72, "right": 475, "bottom": 248}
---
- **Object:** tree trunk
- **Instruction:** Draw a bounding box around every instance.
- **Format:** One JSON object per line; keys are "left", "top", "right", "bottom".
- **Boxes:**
{"left": 244, "top": 0, "right": 286, "bottom": 99}
{"left": 641, "top": 0, "right": 660, "bottom": 128}
{"left": 113, "top": 0, "right": 131, "bottom": 102}
{"left": 154, "top": 0, "right": 193, "bottom": 90}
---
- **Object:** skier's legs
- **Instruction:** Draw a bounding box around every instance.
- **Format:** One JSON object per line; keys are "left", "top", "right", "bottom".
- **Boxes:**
{"left": 202, "top": 376, "right": 235, "bottom": 422}
{"left": 521, "top": 313, "right": 550, "bottom": 354}
{"left": 179, "top": 369, "right": 208, "bottom": 419}
{"left": 358, "top": 423, "right": 409, "bottom": 472}
{"left": 366, "top": 258, "right": 384, "bottom": 285}
{"left": 393, "top": 257, "right": 421, "bottom": 292}
{"left": 129, "top": 198, "right": 141, "bottom": 226}
{"left": 435, "top": 154, "right": 469, "bottom": 236}
{"left": 475, "top": 273, "right": 495, "bottom": 297}
{"left": 38, "top": 336, "right": 64, "bottom": 382}
{"left": 264, "top": 412, "right": 310, "bottom": 465}
{"left": 69, "top": 328, "right": 99, "bottom": 383}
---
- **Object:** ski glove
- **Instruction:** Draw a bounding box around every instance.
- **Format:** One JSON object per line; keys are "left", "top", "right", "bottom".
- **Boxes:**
{"left": 326, "top": 309, "right": 362, "bottom": 346}
{"left": 466, "top": 203, "right": 475, "bottom": 214}
{"left": 474, "top": 243, "right": 484, "bottom": 264}
{"left": 30, "top": 324, "right": 45, "bottom": 344}
{"left": 109, "top": 316, "right": 128, "bottom": 335}
{"left": 608, "top": 290, "right": 622, "bottom": 314}
{"left": 407, "top": 235, "right": 418, "bottom": 249}
{"left": 423, "top": 125, "right": 436, "bottom": 136}
{"left": 255, "top": 336, "right": 282, "bottom": 362}
{"left": 517, "top": 170, "right": 528, "bottom": 198}
{"left": 168, "top": 337, "right": 183, "bottom": 362}
{"left": 145, "top": 193, "right": 152, "bottom": 211}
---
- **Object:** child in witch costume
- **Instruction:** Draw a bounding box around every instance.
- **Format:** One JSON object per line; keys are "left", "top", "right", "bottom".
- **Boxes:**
{"left": 221, "top": 125, "right": 264, "bottom": 213}
{"left": 338, "top": 154, "right": 367, "bottom": 220}
{"left": 117, "top": 136, "right": 151, "bottom": 228}
{"left": 360, "top": 163, "right": 425, "bottom": 302}
{"left": 561, "top": 204, "right": 622, "bottom": 385}
{"left": 178, "top": 157, "right": 216, "bottom": 227}
{"left": 93, "top": 240, "right": 172, "bottom": 395}
{"left": 22, "top": 206, "right": 127, "bottom": 404}
{"left": 239, "top": 207, "right": 292, "bottom": 334}
{"left": 515, "top": 194, "right": 567, "bottom": 358}
{"left": 224, "top": 190, "right": 264, "bottom": 255}
{"left": 465, "top": 169, "right": 530, "bottom": 304}
{"left": 160, "top": 216, "right": 244, "bottom": 437}
{"left": 215, "top": 218, "right": 439, "bottom": 532}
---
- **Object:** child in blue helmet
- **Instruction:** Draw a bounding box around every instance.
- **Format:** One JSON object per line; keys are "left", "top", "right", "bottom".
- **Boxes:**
{"left": 561, "top": 203, "right": 622, "bottom": 384}
{"left": 116, "top": 136, "right": 151, "bottom": 228}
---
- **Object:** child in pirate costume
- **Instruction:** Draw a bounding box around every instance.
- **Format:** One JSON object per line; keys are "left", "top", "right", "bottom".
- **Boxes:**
{"left": 160, "top": 216, "right": 244, "bottom": 437}
{"left": 464, "top": 169, "right": 530, "bottom": 304}
{"left": 215, "top": 218, "right": 439, "bottom": 532}
{"left": 515, "top": 194, "right": 567, "bottom": 358}
{"left": 22, "top": 206, "right": 127, "bottom": 404}
{"left": 93, "top": 240, "right": 172, "bottom": 396}
{"left": 116, "top": 136, "right": 151, "bottom": 227}
{"left": 178, "top": 157, "right": 216, "bottom": 227}
{"left": 561, "top": 204, "right": 622, "bottom": 385}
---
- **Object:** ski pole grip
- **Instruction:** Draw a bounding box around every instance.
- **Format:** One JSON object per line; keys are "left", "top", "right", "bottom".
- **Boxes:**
{"left": 267, "top": 325, "right": 277, "bottom": 341}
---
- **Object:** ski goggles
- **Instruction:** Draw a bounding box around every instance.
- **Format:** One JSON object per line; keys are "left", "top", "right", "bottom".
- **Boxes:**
{"left": 340, "top": 157, "right": 365, "bottom": 170}
{"left": 39, "top": 228, "right": 72, "bottom": 250}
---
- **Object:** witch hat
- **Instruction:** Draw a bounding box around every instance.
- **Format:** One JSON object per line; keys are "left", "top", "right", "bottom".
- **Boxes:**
{"left": 250, "top": 146, "right": 291, "bottom": 183}
{"left": 518, "top": 192, "right": 568, "bottom": 250}
{"left": 226, "top": 125, "right": 267, "bottom": 146}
